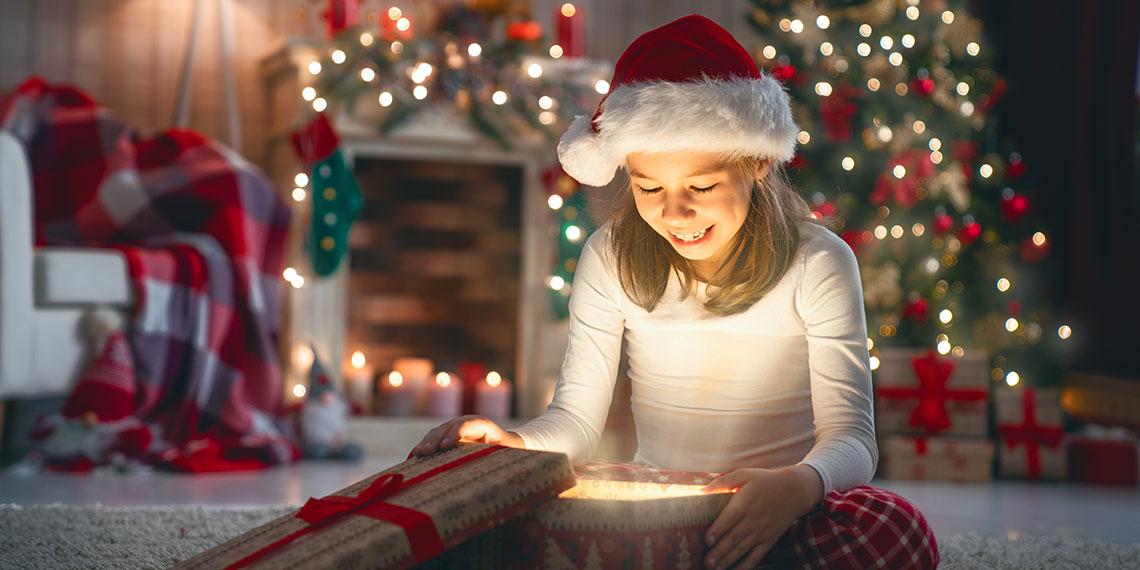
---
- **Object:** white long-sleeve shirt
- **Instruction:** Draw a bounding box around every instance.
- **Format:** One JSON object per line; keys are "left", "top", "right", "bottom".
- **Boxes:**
{"left": 512, "top": 219, "right": 878, "bottom": 494}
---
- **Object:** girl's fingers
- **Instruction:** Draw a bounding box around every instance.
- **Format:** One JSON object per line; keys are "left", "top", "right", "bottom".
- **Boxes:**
{"left": 458, "top": 418, "right": 498, "bottom": 443}
{"left": 707, "top": 521, "right": 755, "bottom": 570}
{"left": 439, "top": 421, "right": 466, "bottom": 449}
{"left": 735, "top": 540, "right": 775, "bottom": 570}
{"left": 412, "top": 423, "right": 455, "bottom": 455}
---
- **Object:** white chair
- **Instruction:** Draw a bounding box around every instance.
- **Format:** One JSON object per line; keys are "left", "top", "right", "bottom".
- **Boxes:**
{"left": 0, "top": 130, "right": 134, "bottom": 399}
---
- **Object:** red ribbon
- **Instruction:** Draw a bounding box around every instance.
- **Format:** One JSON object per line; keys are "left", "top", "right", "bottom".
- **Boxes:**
{"left": 914, "top": 437, "right": 928, "bottom": 455}
{"left": 997, "top": 389, "right": 1064, "bottom": 478}
{"left": 226, "top": 445, "right": 509, "bottom": 569}
{"left": 877, "top": 350, "right": 987, "bottom": 434}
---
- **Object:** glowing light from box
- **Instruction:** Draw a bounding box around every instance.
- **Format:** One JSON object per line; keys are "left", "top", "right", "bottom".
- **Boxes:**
{"left": 557, "top": 479, "right": 734, "bottom": 501}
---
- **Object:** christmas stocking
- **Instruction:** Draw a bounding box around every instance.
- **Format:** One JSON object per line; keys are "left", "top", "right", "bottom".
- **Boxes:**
{"left": 291, "top": 112, "right": 362, "bottom": 276}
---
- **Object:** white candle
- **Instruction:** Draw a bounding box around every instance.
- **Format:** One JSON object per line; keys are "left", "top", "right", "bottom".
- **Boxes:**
{"left": 392, "top": 357, "right": 434, "bottom": 415}
{"left": 343, "top": 351, "right": 374, "bottom": 413}
{"left": 378, "top": 370, "right": 415, "bottom": 416}
{"left": 474, "top": 371, "right": 512, "bottom": 419}
{"left": 427, "top": 372, "right": 462, "bottom": 418}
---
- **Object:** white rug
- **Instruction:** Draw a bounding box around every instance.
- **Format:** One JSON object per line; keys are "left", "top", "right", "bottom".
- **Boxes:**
{"left": 1, "top": 504, "right": 1138, "bottom": 569}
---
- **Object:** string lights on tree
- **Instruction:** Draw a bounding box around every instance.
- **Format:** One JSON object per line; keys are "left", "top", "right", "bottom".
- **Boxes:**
{"left": 747, "top": 0, "right": 1072, "bottom": 388}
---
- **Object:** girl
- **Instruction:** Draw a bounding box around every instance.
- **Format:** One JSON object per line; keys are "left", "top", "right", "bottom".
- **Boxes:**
{"left": 413, "top": 14, "right": 938, "bottom": 570}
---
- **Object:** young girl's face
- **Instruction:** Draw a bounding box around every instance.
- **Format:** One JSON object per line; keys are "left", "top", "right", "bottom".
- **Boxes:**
{"left": 628, "top": 151, "right": 769, "bottom": 278}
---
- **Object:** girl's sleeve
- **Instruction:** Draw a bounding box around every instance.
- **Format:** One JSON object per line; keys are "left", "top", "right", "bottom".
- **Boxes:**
{"left": 793, "top": 229, "right": 879, "bottom": 495}
{"left": 510, "top": 227, "right": 625, "bottom": 464}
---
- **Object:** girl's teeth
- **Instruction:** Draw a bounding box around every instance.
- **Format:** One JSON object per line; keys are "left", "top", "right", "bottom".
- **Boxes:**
{"left": 674, "top": 227, "right": 708, "bottom": 241}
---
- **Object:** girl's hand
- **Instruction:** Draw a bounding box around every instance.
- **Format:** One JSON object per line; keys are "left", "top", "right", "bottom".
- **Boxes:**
{"left": 699, "top": 465, "right": 824, "bottom": 570}
{"left": 409, "top": 415, "right": 525, "bottom": 457}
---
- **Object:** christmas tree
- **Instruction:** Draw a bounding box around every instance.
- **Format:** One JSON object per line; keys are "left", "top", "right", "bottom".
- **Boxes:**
{"left": 744, "top": 0, "right": 1073, "bottom": 387}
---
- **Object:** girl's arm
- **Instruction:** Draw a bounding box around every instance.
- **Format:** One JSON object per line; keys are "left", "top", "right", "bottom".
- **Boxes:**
{"left": 511, "top": 228, "right": 625, "bottom": 464}
{"left": 794, "top": 228, "right": 879, "bottom": 495}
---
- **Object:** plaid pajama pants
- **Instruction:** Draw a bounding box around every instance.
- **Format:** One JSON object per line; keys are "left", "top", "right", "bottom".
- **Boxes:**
{"left": 756, "top": 485, "right": 939, "bottom": 569}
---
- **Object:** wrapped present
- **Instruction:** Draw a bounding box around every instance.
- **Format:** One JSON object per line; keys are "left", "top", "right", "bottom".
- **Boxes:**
{"left": 879, "top": 435, "right": 994, "bottom": 482}
{"left": 492, "top": 462, "right": 734, "bottom": 569}
{"left": 174, "top": 443, "right": 575, "bottom": 569}
{"left": 1062, "top": 372, "right": 1140, "bottom": 429}
{"left": 1068, "top": 425, "right": 1140, "bottom": 487}
{"left": 995, "top": 387, "right": 1067, "bottom": 480}
{"left": 874, "top": 347, "right": 990, "bottom": 436}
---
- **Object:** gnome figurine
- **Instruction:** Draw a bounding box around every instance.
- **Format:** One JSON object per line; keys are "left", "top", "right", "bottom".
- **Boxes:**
{"left": 300, "top": 345, "right": 364, "bottom": 461}
{"left": 29, "top": 309, "right": 151, "bottom": 472}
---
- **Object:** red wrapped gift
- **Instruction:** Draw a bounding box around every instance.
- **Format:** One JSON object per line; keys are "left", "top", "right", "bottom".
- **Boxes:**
{"left": 1068, "top": 426, "right": 1140, "bottom": 487}
{"left": 995, "top": 387, "right": 1067, "bottom": 480}
{"left": 879, "top": 435, "right": 994, "bottom": 483}
{"left": 174, "top": 444, "right": 575, "bottom": 569}
{"left": 495, "top": 462, "right": 733, "bottom": 568}
{"left": 875, "top": 348, "right": 990, "bottom": 436}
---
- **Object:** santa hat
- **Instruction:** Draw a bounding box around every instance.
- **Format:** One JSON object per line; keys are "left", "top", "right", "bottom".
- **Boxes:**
{"left": 557, "top": 14, "right": 799, "bottom": 187}
{"left": 61, "top": 321, "right": 137, "bottom": 422}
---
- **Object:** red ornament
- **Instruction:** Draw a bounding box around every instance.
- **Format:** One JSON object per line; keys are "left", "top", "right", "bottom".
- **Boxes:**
{"left": 324, "top": 0, "right": 359, "bottom": 39}
{"left": 770, "top": 63, "right": 797, "bottom": 83}
{"left": 952, "top": 140, "right": 979, "bottom": 184}
{"left": 1007, "top": 154, "right": 1026, "bottom": 180}
{"left": 1008, "top": 299, "right": 1022, "bottom": 317}
{"left": 507, "top": 20, "right": 543, "bottom": 42}
{"left": 811, "top": 201, "right": 836, "bottom": 220}
{"left": 903, "top": 297, "right": 930, "bottom": 325}
{"left": 1001, "top": 193, "right": 1030, "bottom": 223}
{"left": 870, "top": 149, "right": 934, "bottom": 208}
{"left": 958, "top": 221, "right": 982, "bottom": 245}
{"left": 911, "top": 77, "right": 935, "bottom": 97}
{"left": 840, "top": 230, "right": 866, "bottom": 256}
{"left": 820, "top": 85, "right": 860, "bottom": 143}
{"left": 555, "top": 3, "right": 584, "bottom": 57}
{"left": 1021, "top": 234, "right": 1050, "bottom": 262}
{"left": 933, "top": 213, "right": 955, "bottom": 235}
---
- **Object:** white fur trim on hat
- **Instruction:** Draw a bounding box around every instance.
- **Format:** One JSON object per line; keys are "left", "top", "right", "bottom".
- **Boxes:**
{"left": 557, "top": 75, "right": 799, "bottom": 187}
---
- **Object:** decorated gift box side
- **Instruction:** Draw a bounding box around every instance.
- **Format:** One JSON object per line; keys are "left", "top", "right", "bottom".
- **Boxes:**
{"left": 994, "top": 387, "right": 1068, "bottom": 480}
{"left": 173, "top": 443, "right": 576, "bottom": 570}
{"left": 873, "top": 348, "right": 991, "bottom": 437}
{"left": 878, "top": 435, "right": 995, "bottom": 483}
{"left": 1061, "top": 372, "right": 1140, "bottom": 430}
{"left": 1067, "top": 426, "right": 1140, "bottom": 487}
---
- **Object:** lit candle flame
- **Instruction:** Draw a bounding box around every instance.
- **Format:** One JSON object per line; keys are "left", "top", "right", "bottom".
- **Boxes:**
{"left": 436, "top": 372, "right": 451, "bottom": 388}
{"left": 388, "top": 371, "right": 404, "bottom": 388}
{"left": 351, "top": 351, "right": 366, "bottom": 369}
{"left": 486, "top": 371, "right": 502, "bottom": 387}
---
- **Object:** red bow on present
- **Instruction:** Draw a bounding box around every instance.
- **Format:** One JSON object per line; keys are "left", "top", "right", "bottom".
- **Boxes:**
{"left": 226, "top": 445, "right": 508, "bottom": 569}
{"left": 997, "top": 388, "right": 1064, "bottom": 478}
{"left": 878, "top": 350, "right": 988, "bottom": 434}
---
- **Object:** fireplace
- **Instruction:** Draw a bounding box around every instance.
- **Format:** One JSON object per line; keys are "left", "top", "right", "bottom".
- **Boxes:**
{"left": 346, "top": 157, "right": 524, "bottom": 383}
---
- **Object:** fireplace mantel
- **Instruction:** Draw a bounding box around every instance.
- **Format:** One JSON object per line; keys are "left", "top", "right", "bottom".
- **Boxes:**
{"left": 259, "top": 39, "right": 579, "bottom": 418}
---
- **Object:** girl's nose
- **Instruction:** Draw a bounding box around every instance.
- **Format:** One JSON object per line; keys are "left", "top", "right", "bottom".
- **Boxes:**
{"left": 661, "top": 192, "right": 696, "bottom": 223}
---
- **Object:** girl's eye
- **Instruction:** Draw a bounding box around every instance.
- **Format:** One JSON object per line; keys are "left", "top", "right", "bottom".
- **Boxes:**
{"left": 692, "top": 184, "right": 717, "bottom": 193}
{"left": 636, "top": 184, "right": 716, "bottom": 194}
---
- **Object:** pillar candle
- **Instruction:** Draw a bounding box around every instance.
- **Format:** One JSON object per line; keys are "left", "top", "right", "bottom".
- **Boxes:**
{"left": 474, "top": 371, "right": 512, "bottom": 419}
{"left": 392, "top": 357, "right": 434, "bottom": 414}
{"left": 427, "top": 372, "right": 463, "bottom": 418}
{"left": 378, "top": 370, "right": 415, "bottom": 416}
{"left": 343, "top": 351, "right": 375, "bottom": 414}
{"left": 555, "top": 3, "right": 584, "bottom": 58}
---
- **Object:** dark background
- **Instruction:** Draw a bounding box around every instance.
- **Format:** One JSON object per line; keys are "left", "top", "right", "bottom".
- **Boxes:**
{"left": 974, "top": 0, "right": 1139, "bottom": 379}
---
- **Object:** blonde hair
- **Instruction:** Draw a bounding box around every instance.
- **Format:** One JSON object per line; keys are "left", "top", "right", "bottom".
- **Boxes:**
{"left": 607, "top": 157, "right": 834, "bottom": 317}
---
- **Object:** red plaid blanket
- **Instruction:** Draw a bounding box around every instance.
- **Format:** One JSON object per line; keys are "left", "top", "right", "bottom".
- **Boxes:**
{"left": 1, "top": 77, "right": 298, "bottom": 471}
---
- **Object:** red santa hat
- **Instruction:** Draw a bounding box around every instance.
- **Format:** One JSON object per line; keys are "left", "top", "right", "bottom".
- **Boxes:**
{"left": 557, "top": 14, "right": 799, "bottom": 187}
{"left": 61, "top": 325, "right": 137, "bottom": 422}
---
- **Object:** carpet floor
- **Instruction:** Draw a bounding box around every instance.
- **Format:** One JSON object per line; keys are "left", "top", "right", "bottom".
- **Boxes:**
{"left": 1, "top": 504, "right": 1138, "bottom": 569}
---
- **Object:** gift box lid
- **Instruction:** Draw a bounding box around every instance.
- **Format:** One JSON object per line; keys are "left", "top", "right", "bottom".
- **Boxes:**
{"left": 874, "top": 347, "right": 990, "bottom": 389}
{"left": 881, "top": 434, "right": 996, "bottom": 458}
{"left": 173, "top": 443, "right": 576, "bottom": 570}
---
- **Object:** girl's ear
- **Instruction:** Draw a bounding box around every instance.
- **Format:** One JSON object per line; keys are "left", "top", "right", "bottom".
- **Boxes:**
{"left": 754, "top": 159, "right": 772, "bottom": 181}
